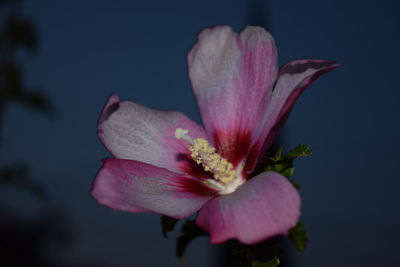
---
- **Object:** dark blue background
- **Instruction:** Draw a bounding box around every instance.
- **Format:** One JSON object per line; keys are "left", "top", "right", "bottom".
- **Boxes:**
{"left": 2, "top": 0, "right": 399, "bottom": 266}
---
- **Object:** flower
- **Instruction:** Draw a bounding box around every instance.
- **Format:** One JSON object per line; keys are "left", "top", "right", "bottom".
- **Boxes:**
{"left": 92, "top": 26, "right": 338, "bottom": 244}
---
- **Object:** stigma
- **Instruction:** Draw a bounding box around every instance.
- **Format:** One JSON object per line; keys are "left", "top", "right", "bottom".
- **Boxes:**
{"left": 175, "top": 128, "right": 238, "bottom": 184}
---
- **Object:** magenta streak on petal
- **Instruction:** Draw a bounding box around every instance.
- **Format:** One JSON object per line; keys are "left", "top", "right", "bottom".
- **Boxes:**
{"left": 196, "top": 171, "right": 301, "bottom": 244}
{"left": 171, "top": 176, "right": 219, "bottom": 197}
{"left": 91, "top": 158, "right": 215, "bottom": 219}
{"left": 177, "top": 153, "right": 214, "bottom": 180}
{"left": 242, "top": 142, "right": 263, "bottom": 175}
{"left": 212, "top": 130, "right": 252, "bottom": 170}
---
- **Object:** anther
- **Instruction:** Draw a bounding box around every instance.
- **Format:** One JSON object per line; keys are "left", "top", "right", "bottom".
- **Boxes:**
{"left": 175, "top": 128, "right": 236, "bottom": 184}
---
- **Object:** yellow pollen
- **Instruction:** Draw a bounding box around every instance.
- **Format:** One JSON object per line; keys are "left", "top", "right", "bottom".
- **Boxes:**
{"left": 175, "top": 128, "right": 236, "bottom": 183}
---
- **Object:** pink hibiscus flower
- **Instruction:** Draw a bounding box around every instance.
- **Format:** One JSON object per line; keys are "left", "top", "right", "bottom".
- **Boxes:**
{"left": 92, "top": 26, "right": 338, "bottom": 244}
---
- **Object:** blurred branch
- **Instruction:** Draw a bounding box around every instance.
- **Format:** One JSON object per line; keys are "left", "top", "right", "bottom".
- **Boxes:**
{"left": 0, "top": 0, "right": 54, "bottom": 118}
{"left": 4, "top": 15, "right": 37, "bottom": 53}
{"left": 0, "top": 163, "right": 46, "bottom": 199}
{"left": 13, "top": 89, "right": 56, "bottom": 115}
{"left": 0, "top": 0, "right": 53, "bottom": 202}
{"left": 0, "top": 63, "right": 56, "bottom": 115}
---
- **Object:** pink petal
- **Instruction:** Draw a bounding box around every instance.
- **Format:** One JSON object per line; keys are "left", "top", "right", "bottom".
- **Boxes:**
{"left": 188, "top": 26, "right": 278, "bottom": 166}
{"left": 98, "top": 94, "right": 209, "bottom": 175}
{"left": 196, "top": 172, "right": 301, "bottom": 244}
{"left": 249, "top": 60, "right": 340, "bottom": 170}
{"left": 92, "top": 158, "right": 217, "bottom": 219}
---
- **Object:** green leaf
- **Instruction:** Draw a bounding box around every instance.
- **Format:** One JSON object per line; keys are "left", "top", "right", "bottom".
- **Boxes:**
{"left": 284, "top": 144, "right": 312, "bottom": 161}
{"left": 176, "top": 220, "right": 206, "bottom": 261}
{"left": 281, "top": 167, "right": 294, "bottom": 177}
{"left": 252, "top": 257, "right": 280, "bottom": 267}
{"left": 269, "top": 147, "right": 283, "bottom": 162}
{"left": 16, "top": 90, "right": 56, "bottom": 115}
{"left": 289, "top": 222, "right": 308, "bottom": 251}
{"left": 259, "top": 144, "right": 312, "bottom": 189}
{"left": 160, "top": 216, "right": 179, "bottom": 238}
